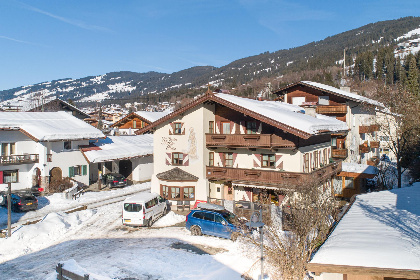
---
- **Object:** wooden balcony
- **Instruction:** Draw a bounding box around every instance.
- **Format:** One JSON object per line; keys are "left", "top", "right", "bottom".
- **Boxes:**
{"left": 206, "top": 161, "right": 342, "bottom": 189}
{"left": 359, "top": 124, "right": 380, "bottom": 134}
{"left": 316, "top": 105, "right": 347, "bottom": 115}
{"left": 370, "top": 141, "right": 380, "bottom": 148}
{"left": 0, "top": 154, "right": 39, "bottom": 166}
{"left": 359, "top": 145, "right": 370, "bottom": 154}
{"left": 206, "top": 134, "right": 296, "bottom": 149}
{"left": 331, "top": 148, "right": 348, "bottom": 159}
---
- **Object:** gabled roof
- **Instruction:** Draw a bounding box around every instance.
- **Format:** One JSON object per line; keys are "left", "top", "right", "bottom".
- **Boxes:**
{"left": 0, "top": 111, "right": 104, "bottom": 141}
{"left": 28, "top": 98, "right": 90, "bottom": 119}
{"left": 274, "top": 81, "right": 383, "bottom": 107}
{"left": 156, "top": 167, "right": 199, "bottom": 182}
{"left": 308, "top": 185, "right": 420, "bottom": 278}
{"left": 111, "top": 110, "right": 171, "bottom": 128}
{"left": 136, "top": 92, "right": 348, "bottom": 139}
{"left": 82, "top": 135, "right": 153, "bottom": 163}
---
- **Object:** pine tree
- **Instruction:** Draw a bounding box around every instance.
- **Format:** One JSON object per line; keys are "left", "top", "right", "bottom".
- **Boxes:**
{"left": 406, "top": 56, "right": 420, "bottom": 96}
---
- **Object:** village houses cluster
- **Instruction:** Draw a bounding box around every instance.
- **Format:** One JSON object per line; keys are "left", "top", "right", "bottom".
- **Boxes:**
{"left": 1, "top": 81, "right": 414, "bottom": 280}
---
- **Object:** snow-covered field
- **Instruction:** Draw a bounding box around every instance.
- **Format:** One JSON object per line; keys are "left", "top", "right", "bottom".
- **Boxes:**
{"left": 0, "top": 183, "right": 259, "bottom": 280}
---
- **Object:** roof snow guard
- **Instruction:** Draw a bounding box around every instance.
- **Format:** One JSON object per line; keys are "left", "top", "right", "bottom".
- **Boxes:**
{"left": 156, "top": 167, "right": 199, "bottom": 182}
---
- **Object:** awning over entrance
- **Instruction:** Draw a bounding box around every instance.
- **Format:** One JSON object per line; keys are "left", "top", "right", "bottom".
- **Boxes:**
{"left": 156, "top": 167, "right": 199, "bottom": 182}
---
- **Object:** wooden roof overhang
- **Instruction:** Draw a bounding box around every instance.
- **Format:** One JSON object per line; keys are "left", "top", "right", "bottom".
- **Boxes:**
{"left": 111, "top": 112, "right": 150, "bottom": 128}
{"left": 135, "top": 93, "right": 317, "bottom": 139}
{"left": 273, "top": 82, "right": 375, "bottom": 105}
{"left": 307, "top": 263, "right": 420, "bottom": 279}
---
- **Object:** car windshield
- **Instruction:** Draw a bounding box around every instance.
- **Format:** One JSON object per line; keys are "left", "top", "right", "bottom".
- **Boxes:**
{"left": 124, "top": 203, "right": 142, "bottom": 212}
{"left": 219, "top": 210, "right": 237, "bottom": 224}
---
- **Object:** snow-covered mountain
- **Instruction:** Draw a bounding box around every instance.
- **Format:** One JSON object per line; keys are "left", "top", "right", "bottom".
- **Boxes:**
{"left": 1, "top": 17, "right": 420, "bottom": 110}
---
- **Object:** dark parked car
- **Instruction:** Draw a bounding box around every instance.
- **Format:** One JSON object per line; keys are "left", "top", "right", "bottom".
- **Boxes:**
{"left": 8, "top": 193, "right": 38, "bottom": 212}
{"left": 102, "top": 173, "right": 127, "bottom": 188}
{"left": 185, "top": 207, "right": 241, "bottom": 241}
{"left": 31, "top": 185, "right": 44, "bottom": 196}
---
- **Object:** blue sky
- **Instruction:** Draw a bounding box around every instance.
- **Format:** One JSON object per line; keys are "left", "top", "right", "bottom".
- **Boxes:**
{"left": 0, "top": 0, "right": 419, "bottom": 91}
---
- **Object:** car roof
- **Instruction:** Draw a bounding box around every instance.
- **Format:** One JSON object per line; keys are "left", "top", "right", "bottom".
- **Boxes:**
{"left": 124, "top": 192, "right": 159, "bottom": 203}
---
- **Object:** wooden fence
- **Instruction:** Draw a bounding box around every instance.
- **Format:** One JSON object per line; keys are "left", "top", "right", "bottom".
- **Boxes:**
{"left": 56, "top": 263, "right": 89, "bottom": 280}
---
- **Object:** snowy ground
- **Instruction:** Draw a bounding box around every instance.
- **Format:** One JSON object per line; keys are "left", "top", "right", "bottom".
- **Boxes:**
{"left": 0, "top": 182, "right": 260, "bottom": 280}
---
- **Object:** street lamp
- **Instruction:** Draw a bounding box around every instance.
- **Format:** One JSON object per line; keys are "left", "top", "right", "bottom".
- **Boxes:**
{"left": 246, "top": 209, "right": 265, "bottom": 280}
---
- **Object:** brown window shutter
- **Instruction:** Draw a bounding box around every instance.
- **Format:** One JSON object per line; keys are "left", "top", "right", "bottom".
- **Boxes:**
{"left": 183, "top": 153, "right": 189, "bottom": 166}
{"left": 169, "top": 122, "right": 174, "bottom": 135}
{"left": 230, "top": 121, "right": 235, "bottom": 134}
{"left": 239, "top": 121, "right": 245, "bottom": 134}
{"left": 275, "top": 155, "right": 283, "bottom": 169}
{"left": 253, "top": 154, "right": 261, "bottom": 168}
{"left": 232, "top": 153, "right": 238, "bottom": 167}
{"left": 166, "top": 153, "right": 172, "bottom": 165}
{"left": 218, "top": 152, "right": 225, "bottom": 167}
{"left": 216, "top": 121, "right": 222, "bottom": 134}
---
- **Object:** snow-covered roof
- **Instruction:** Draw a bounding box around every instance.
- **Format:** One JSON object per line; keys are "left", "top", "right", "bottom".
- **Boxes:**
{"left": 300, "top": 81, "right": 383, "bottom": 107}
{"left": 341, "top": 162, "right": 378, "bottom": 175}
{"left": 215, "top": 93, "right": 348, "bottom": 135}
{"left": 83, "top": 135, "right": 153, "bottom": 163}
{"left": 310, "top": 184, "right": 420, "bottom": 271}
{"left": 134, "top": 110, "right": 171, "bottom": 123}
{"left": 0, "top": 111, "right": 104, "bottom": 141}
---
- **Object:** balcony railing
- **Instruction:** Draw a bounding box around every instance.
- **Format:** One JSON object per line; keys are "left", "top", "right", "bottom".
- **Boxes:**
{"left": 359, "top": 124, "right": 380, "bottom": 134}
{"left": 206, "top": 161, "right": 342, "bottom": 189}
{"left": 0, "top": 154, "right": 39, "bottom": 166}
{"left": 206, "top": 134, "right": 296, "bottom": 149}
{"left": 331, "top": 148, "right": 348, "bottom": 159}
{"left": 316, "top": 105, "right": 347, "bottom": 114}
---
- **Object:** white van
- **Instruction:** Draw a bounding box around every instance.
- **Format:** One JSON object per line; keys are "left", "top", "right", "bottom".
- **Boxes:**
{"left": 122, "top": 192, "right": 167, "bottom": 227}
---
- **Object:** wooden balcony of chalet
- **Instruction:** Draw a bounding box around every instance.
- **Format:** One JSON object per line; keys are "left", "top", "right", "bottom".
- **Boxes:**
{"left": 331, "top": 148, "right": 348, "bottom": 159}
{"left": 359, "top": 124, "right": 380, "bottom": 134}
{"left": 205, "top": 133, "right": 296, "bottom": 149}
{"left": 316, "top": 105, "right": 347, "bottom": 115}
{"left": 369, "top": 141, "right": 380, "bottom": 148}
{"left": 0, "top": 154, "right": 39, "bottom": 166}
{"left": 206, "top": 161, "right": 342, "bottom": 189}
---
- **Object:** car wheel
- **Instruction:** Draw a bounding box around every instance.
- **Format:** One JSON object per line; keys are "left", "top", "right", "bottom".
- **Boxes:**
{"left": 190, "top": 225, "right": 202, "bottom": 236}
{"left": 163, "top": 207, "right": 167, "bottom": 215}
{"left": 231, "top": 232, "right": 240, "bottom": 242}
{"left": 147, "top": 218, "right": 153, "bottom": 227}
{"left": 107, "top": 182, "right": 112, "bottom": 189}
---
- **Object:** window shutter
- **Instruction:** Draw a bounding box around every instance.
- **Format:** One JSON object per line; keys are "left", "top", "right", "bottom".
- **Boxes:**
{"left": 257, "top": 121, "right": 262, "bottom": 134}
{"left": 181, "top": 123, "right": 185, "bottom": 135}
{"left": 239, "top": 121, "right": 245, "bottom": 134}
{"left": 216, "top": 121, "right": 221, "bottom": 134}
{"left": 275, "top": 155, "right": 283, "bottom": 169}
{"left": 230, "top": 122, "right": 235, "bottom": 134}
{"left": 169, "top": 122, "right": 174, "bottom": 135}
{"left": 0, "top": 171, "right": 3, "bottom": 184}
{"left": 82, "top": 165, "right": 87, "bottom": 175}
{"left": 232, "top": 153, "right": 238, "bottom": 167}
{"left": 218, "top": 152, "right": 225, "bottom": 167}
{"left": 166, "top": 153, "right": 172, "bottom": 165}
{"left": 69, "top": 166, "right": 74, "bottom": 177}
{"left": 183, "top": 153, "right": 189, "bottom": 166}
{"left": 253, "top": 154, "right": 261, "bottom": 168}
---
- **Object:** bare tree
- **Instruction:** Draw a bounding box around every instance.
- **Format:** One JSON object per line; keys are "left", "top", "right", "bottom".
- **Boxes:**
{"left": 369, "top": 83, "right": 420, "bottom": 188}
{"left": 242, "top": 176, "right": 339, "bottom": 280}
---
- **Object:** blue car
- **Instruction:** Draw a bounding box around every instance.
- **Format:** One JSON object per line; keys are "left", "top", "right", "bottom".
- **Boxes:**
{"left": 185, "top": 208, "right": 241, "bottom": 241}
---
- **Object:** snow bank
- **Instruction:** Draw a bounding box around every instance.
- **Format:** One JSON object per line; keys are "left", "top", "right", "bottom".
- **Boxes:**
{"left": 152, "top": 211, "right": 185, "bottom": 227}
{"left": 0, "top": 210, "right": 95, "bottom": 262}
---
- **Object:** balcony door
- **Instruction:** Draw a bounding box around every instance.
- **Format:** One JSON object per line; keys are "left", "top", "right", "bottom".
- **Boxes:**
{"left": 221, "top": 122, "right": 231, "bottom": 134}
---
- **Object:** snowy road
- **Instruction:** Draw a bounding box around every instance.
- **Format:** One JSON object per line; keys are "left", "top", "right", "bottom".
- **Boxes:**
{"left": 0, "top": 183, "right": 259, "bottom": 280}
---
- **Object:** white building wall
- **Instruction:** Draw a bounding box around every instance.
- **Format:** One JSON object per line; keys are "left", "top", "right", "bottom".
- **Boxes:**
{"left": 131, "top": 155, "right": 153, "bottom": 182}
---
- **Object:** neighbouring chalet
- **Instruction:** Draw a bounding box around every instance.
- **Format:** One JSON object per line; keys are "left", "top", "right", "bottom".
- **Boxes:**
{"left": 136, "top": 91, "right": 348, "bottom": 208}
{"left": 308, "top": 185, "right": 420, "bottom": 280}
{"left": 81, "top": 135, "right": 154, "bottom": 184}
{"left": 0, "top": 112, "right": 104, "bottom": 192}
{"left": 111, "top": 111, "right": 171, "bottom": 135}
{"left": 273, "top": 81, "right": 386, "bottom": 199}
{"left": 28, "top": 98, "right": 90, "bottom": 120}
{"left": 273, "top": 81, "right": 386, "bottom": 164}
